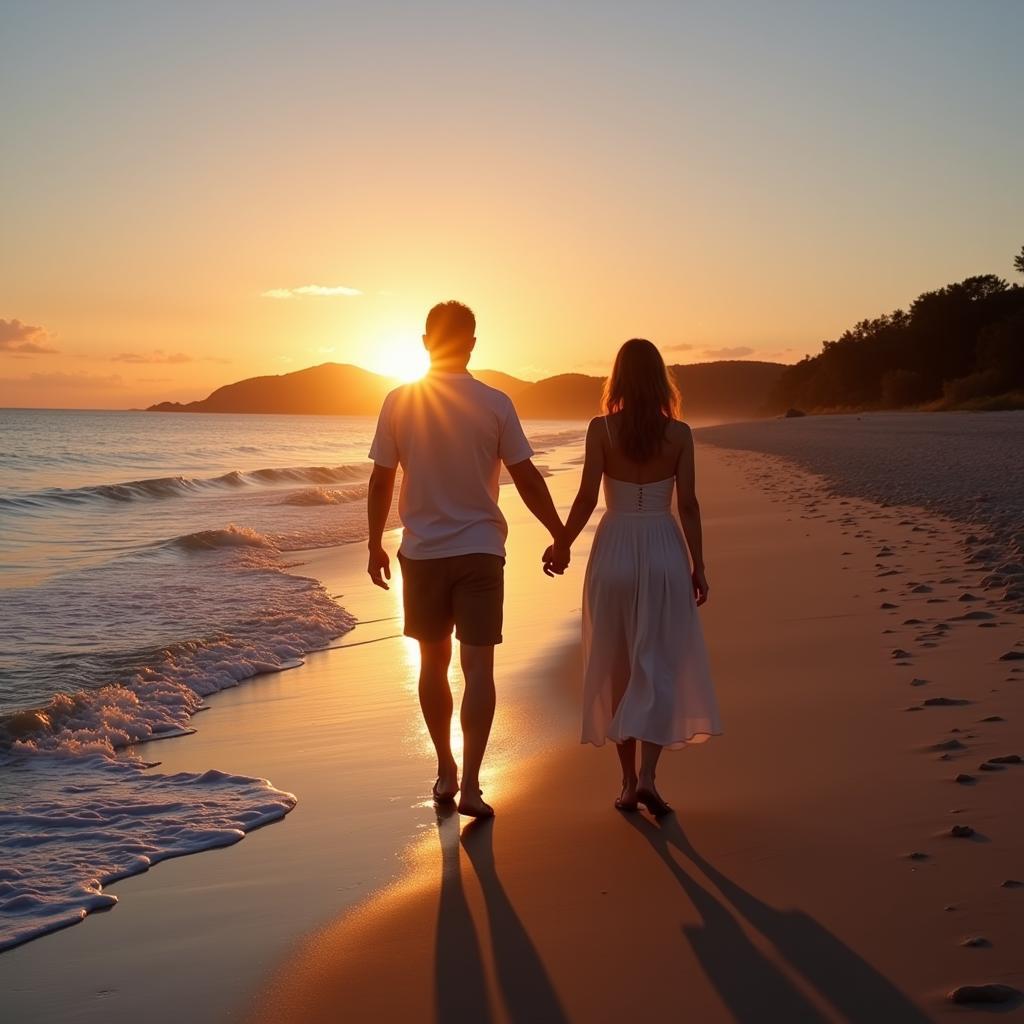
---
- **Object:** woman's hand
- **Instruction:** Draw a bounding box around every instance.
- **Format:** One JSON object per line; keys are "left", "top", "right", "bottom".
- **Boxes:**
{"left": 692, "top": 566, "right": 710, "bottom": 606}
{"left": 542, "top": 542, "right": 571, "bottom": 577}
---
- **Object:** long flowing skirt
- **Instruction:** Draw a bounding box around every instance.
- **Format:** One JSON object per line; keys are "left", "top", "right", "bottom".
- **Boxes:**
{"left": 581, "top": 512, "right": 721, "bottom": 748}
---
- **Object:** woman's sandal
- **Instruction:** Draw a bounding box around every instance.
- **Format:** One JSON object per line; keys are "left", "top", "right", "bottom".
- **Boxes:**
{"left": 432, "top": 778, "right": 458, "bottom": 804}
{"left": 457, "top": 788, "right": 495, "bottom": 818}
{"left": 636, "top": 787, "right": 672, "bottom": 817}
{"left": 615, "top": 785, "right": 638, "bottom": 812}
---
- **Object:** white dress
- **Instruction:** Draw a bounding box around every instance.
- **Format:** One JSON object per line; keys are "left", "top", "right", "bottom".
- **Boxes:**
{"left": 581, "top": 474, "right": 721, "bottom": 748}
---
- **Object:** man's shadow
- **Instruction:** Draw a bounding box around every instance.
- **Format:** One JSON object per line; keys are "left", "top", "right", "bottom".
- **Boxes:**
{"left": 624, "top": 813, "right": 932, "bottom": 1024}
{"left": 434, "top": 810, "right": 568, "bottom": 1024}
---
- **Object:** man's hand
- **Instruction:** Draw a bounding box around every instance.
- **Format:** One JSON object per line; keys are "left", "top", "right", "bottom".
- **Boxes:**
{"left": 368, "top": 544, "right": 391, "bottom": 590}
{"left": 542, "top": 542, "right": 571, "bottom": 577}
{"left": 692, "top": 566, "right": 710, "bottom": 606}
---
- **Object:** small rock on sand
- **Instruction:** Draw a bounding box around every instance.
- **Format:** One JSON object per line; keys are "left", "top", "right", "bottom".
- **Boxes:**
{"left": 978, "top": 762, "right": 1005, "bottom": 771}
{"left": 954, "top": 773, "right": 975, "bottom": 784}
{"left": 948, "top": 984, "right": 1021, "bottom": 1005}
{"left": 910, "top": 678, "right": 928, "bottom": 686}
{"left": 880, "top": 602, "right": 897, "bottom": 609}
{"left": 950, "top": 824, "right": 975, "bottom": 838}
{"left": 960, "top": 936, "right": 991, "bottom": 948}
{"left": 1000, "top": 879, "right": 1023, "bottom": 888}
{"left": 907, "top": 851, "right": 929, "bottom": 860}
{"left": 923, "top": 697, "right": 969, "bottom": 706}
{"left": 891, "top": 648, "right": 912, "bottom": 658}
{"left": 999, "top": 650, "right": 1024, "bottom": 661}
{"left": 988, "top": 754, "right": 1022, "bottom": 763}
{"left": 979, "top": 715, "right": 1005, "bottom": 722}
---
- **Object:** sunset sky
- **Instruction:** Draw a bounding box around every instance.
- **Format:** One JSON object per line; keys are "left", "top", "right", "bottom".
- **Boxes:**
{"left": 2, "top": 1, "right": 1022, "bottom": 408}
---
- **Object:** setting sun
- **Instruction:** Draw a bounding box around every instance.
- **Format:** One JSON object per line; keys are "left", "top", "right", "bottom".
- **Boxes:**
{"left": 362, "top": 333, "right": 430, "bottom": 383}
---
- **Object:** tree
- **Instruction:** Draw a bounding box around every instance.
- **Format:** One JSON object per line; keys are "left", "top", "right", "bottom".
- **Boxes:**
{"left": 1015, "top": 245, "right": 1024, "bottom": 276}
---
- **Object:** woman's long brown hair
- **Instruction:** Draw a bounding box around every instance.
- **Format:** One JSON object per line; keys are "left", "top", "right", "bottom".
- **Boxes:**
{"left": 601, "top": 339, "right": 682, "bottom": 462}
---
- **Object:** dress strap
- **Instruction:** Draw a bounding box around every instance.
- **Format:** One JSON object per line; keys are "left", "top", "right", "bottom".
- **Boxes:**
{"left": 603, "top": 415, "right": 613, "bottom": 444}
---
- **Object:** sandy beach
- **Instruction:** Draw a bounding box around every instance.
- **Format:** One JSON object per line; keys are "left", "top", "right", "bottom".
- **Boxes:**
{"left": 3, "top": 421, "right": 1023, "bottom": 1022}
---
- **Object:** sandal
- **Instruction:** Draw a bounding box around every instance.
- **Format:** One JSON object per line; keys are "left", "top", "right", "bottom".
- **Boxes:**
{"left": 636, "top": 787, "right": 671, "bottom": 817}
{"left": 432, "top": 778, "right": 458, "bottom": 804}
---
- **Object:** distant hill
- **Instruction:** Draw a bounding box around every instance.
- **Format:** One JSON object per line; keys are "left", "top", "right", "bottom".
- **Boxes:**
{"left": 147, "top": 359, "right": 786, "bottom": 420}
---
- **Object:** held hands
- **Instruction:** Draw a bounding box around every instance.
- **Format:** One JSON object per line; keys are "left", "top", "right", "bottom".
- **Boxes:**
{"left": 367, "top": 544, "right": 391, "bottom": 590}
{"left": 692, "top": 566, "right": 710, "bottom": 606}
{"left": 542, "top": 540, "right": 571, "bottom": 578}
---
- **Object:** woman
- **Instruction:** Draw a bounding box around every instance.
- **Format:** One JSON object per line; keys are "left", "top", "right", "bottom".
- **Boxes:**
{"left": 545, "top": 339, "right": 721, "bottom": 815}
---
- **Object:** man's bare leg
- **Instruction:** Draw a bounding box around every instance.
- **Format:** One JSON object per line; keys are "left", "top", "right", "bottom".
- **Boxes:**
{"left": 457, "top": 643, "right": 496, "bottom": 817}
{"left": 418, "top": 638, "right": 459, "bottom": 800}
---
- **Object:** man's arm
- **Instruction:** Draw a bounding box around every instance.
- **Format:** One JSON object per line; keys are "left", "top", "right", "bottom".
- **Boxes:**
{"left": 366, "top": 463, "right": 397, "bottom": 589}
{"left": 506, "top": 459, "right": 567, "bottom": 571}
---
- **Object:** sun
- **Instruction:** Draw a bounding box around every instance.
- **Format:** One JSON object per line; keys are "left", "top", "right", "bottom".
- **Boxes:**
{"left": 364, "top": 334, "right": 430, "bottom": 383}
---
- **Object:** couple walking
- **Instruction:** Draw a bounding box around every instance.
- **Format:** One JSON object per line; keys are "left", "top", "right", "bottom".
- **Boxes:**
{"left": 366, "top": 301, "right": 720, "bottom": 819}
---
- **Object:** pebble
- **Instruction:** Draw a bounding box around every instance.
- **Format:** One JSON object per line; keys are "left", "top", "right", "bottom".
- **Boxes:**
{"left": 954, "top": 773, "right": 975, "bottom": 784}
{"left": 948, "top": 984, "right": 1021, "bottom": 1004}
{"left": 960, "top": 936, "right": 991, "bottom": 948}
{"left": 950, "top": 824, "right": 975, "bottom": 838}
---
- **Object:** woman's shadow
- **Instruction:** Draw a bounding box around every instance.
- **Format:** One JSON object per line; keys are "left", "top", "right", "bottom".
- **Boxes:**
{"left": 624, "top": 813, "right": 933, "bottom": 1024}
{"left": 434, "top": 808, "right": 568, "bottom": 1024}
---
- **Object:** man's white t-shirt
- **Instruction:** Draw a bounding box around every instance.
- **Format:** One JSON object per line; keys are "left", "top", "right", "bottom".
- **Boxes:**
{"left": 368, "top": 371, "right": 534, "bottom": 560}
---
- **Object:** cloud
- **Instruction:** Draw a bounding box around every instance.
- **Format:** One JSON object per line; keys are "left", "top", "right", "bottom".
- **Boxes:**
{"left": 109, "top": 350, "right": 232, "bottom": 365}
{"left": 0, "top": 318, "right": 58, "bottom": 354}
{"left": 701, "top": 346, "right": 755, "bottom": 359}
{"left": 662, "top": 342, "right": 695, "bottom": 352}
{"left": 111, "top": 349, "right": 193, "bottom": 364}
{"left": 262, "top": 284, "right": 362, "bottom": 299}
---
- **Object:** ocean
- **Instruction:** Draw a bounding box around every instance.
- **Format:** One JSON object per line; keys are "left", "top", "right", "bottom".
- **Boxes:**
{"left": 0, "top": 408, "right": 584, "bottom": 951}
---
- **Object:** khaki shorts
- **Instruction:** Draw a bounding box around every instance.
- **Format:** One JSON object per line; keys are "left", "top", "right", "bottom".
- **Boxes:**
{"left": 398, "top": 552, "right": 505, "bottom": 646}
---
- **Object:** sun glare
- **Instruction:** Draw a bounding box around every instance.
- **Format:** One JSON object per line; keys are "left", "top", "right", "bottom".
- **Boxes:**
{"left": 365, "top": 334, "right": 430, "bottom": 383}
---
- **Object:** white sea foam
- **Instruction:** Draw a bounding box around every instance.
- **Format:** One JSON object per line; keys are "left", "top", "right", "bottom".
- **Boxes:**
{"left": 0, "top": 754, "right": 296, "bottom": 952}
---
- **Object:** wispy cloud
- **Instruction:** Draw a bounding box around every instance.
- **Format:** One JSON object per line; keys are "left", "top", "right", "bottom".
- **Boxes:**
{"left": 663, "top": 342, "right": 695, "bottom": 352}
{"left": 262, "top": 284, "right": 362, "bottom": 299}
{"left": 111, "top": 350, "right": 193, "bottom": 364}
{"left": 0, "top": 318, "right": 58, "bottom": 355}
{"left": 702, "top": 345, "right": 755, "bottom": 359}
{"left": 109, "top": 350, "right": 232, "bottom": 365}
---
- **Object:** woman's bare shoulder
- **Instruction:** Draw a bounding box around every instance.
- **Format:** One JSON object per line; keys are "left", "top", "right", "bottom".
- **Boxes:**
{"left": 667, "top": 418, "right": 693, "bottom": 441}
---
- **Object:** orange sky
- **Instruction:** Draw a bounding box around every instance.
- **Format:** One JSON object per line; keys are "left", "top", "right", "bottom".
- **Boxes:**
{"left": 2, "top": 3, "right": 1021, "bottom": 408}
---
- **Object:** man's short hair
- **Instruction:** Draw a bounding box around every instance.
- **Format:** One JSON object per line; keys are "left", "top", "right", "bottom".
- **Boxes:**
{"left": 425, "top": 301, "right": 476, "bottom": 344}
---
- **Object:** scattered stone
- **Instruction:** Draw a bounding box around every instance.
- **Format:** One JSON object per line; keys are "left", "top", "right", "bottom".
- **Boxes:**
{"left": 1000, "top": 879, "right": 1023, "bottom": 888}
{"left": 979, "top": 715, "right": 1005, "bottom": 722}
{"left": 907, "top": 851, "right": 929, "bottom": 861}
{"left": 944, "top": 904, "right": 956, "bottom": 911}
{"left": 988, "top": 754, "right": 1022, "bottom": 764}
{"left": 999, "top": 651, "right": 1024, "bottom": 661}
{"left": 958, "top": 593, "right": 981, "bottom": 602}
{"left": 923, "top": 697, "right": 969, "bottom": 706}
{"left": 910, "top": 678, "right": 928, "bottom": 686}
{"left": 948, "top": 984, "right": 1020, "bottom": 1005}
{"left": 951, "top": 610, "right": 995, "bottom": 620}
{"left": 960, "top": 936, "right": 991, "bottom": 948}
{"left": 902, "top": 618, "right": 924, "bottom": 625}
{"left": 954, "top": 773, "right": 975, "bottom": 784}
{"left": 979, "top": 762, "right": 1005, "bottom": 771}
{"left": 880, "top": 602, "right": 897, "bottom": 609}
{"left": 931, "top": 739, "right": 966, "bottom": 751}
{"left": 891, "top": 648, "right": 912, "bottom": 658}
{"left": 950, "top": 824, "right": 975, "bottom": 838}
{"left": 910, "top": 584, "right": 933, "bottom": 593}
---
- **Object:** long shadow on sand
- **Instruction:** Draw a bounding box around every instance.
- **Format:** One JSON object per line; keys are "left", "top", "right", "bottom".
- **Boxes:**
{"left": 434, "top": 811, "right": 568, "bottom": 1024}
{"left": 625, "top": 814, "right": 932, "bottom": 1024}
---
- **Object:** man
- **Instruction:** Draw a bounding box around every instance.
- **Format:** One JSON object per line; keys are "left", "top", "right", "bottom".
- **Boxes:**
{"left": 366, "top": 300, "right": 567, "bottom": 817}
